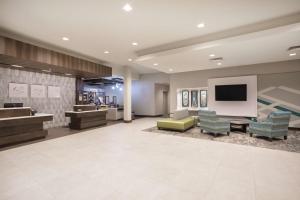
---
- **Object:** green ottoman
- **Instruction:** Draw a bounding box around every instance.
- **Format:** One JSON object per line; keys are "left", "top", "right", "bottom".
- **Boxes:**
{"left": 157, "top": 116, "right": 195, "bottom": 132}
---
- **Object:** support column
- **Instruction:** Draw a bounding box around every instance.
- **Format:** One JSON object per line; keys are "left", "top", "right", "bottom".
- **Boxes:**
{"left": 123, "top": 67, "right": 132, "bottom": 122}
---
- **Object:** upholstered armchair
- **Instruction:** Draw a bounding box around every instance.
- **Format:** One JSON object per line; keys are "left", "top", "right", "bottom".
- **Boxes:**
{"left": 198, "top": 110, "right": 230, "bottom": 137}
{"left": 249, "top": 111, "right": 291, "bottom": 141}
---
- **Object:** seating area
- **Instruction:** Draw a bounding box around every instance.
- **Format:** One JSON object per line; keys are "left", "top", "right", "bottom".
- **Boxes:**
{"left": 157, "top": 110, "right": 292, "bottom": 142}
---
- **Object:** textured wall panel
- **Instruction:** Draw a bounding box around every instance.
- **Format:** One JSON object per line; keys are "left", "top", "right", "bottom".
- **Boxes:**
{"left": 0, "top": 67, "right": 75, "bottom": 128}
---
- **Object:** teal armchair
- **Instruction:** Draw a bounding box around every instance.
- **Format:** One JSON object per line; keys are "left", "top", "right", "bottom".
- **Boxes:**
{"left": 249, "top": 111, "right": 291, "bottom": 141}
{"left": 199, "top": 110, "right": 230, "bottom": 137}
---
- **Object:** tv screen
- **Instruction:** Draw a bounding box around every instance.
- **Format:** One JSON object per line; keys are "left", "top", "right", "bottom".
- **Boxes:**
{"left": 215, "top": 84, "right": 247, "bottom": 101}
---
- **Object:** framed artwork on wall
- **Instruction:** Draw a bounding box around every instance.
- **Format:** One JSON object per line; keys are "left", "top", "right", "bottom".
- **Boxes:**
{"left": 9, "top": 83, "right": 28, "bottom": 98}
{"left": 31, "top": 85, "right": 46, "bottom": 98}
{"left": 182, "top": 90, "right": 189, "bottom": 107}
{"left": 200, "top": 90, "right": 207, "bottom": 107}
{"left": 191, "top": 90, "right": 198, "bottom": 108}
{"left": 48, "top": 86, "right": 60, "bottom": 98}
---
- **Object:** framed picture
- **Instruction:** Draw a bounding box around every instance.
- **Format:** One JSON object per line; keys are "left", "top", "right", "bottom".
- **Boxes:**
{"left": 9, "top": 83, "right": 28, "bottom": 98}
{"left": 182, "top": 90, "right": 189, "bottom": 107}
{"left": 200, "top": 90, "right": 207, "bottom": 107}
{"left": 31, "top": 85, "right": 46, "bottom": 98}
{"left": 191, "top": 90, "right": 198, "bottom": 107}
{"left": 48, "top": 86, "right": 60, "bottom": 98}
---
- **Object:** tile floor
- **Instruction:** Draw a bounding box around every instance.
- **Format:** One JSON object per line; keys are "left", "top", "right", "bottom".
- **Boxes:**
{"left": 1, "top": 117, "right": 300, "bottom": 200}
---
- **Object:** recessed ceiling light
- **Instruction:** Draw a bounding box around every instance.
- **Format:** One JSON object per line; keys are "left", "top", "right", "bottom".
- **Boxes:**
{"left": 153, "top": 63, "right": 158, "bottom": 66}
{"left": 62, "top": 37, "right": 69, "bottom": 41}
{"left": 65, "top": 73, "right": 72, "bottom": 76}
{"left": 197, "top": 23, "right": 205, "bottom": 28}
{"left": 123, "top": 3, "right": 132, "bottom": 12}
{"left": 289, "top": 53, "right": 296, "bottom": 56}
{"left": 132, "top": 42, "right": 138, "bottom": 46}
{"left": 209, "top": 54, "right": 215, "bottom": 57}
{"left": 169, "top": 68, "right": 173, "bottom": 72}
{"left": 217, "top": 62, "right": 222, "bottom": 66}
{"left": 104, "top": 51, "right": 110, "bottom": 54}
{"left": 42, "top": 69, "right": 51, "bottom": 73}
{"left": 128, "top": 58, "right": 133, "bottom": 62}
{"left": 11, "top": 64, "right": 23, "bottom": 68}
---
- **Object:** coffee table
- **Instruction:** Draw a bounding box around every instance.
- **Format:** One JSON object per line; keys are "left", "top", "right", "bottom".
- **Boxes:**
{"left": 230, "top": 120, "right": 249, "bottom": 133}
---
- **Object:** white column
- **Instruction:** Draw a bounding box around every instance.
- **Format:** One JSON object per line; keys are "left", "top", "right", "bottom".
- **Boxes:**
{"left": 123, "top": 67, "right": 132, "bottom": 122}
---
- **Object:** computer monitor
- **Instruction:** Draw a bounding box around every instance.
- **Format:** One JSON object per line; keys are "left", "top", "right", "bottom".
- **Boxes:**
{"left": 3, "top": 103, "right": 23, "bottom": 108}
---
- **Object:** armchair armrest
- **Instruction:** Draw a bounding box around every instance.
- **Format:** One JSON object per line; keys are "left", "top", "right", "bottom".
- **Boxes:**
{"left": 250, "top": 121, "right": 272, "bottom": 129}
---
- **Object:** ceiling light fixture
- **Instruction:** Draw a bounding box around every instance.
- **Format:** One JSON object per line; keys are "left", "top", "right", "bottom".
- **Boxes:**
{"left": 11, "top": 64, "right": 23, "bottom": 68}
{"left": 42, "top": 69, "right": 51, "bottom": 73}
{"left": 104, "top": 51, "right": 110, "bottom": 54}
{"left": 289, "top": 53, "right": 296, "bottom": 56}
{"left": 153, "top": 63, "right": 158, "bottom": 66}
{"left": 217, "top": 62, "right": 222, "bottom": 66}
{"left": 132, "top": 42, "right": 138, "bottom": 46}
{"left": 209, "top": 54, "right": 215, "bottom": 57}
{"left": 128, "top": 58, "right": 133, "bottom": 62}
{"left": 62, "top": 37, "right": 69, "bottom": 41}
{"left": 169, "top": 68, "right": 173, "bottom": 72}
{"left": 123, "top": 3, "right": 133, "bottom": 12}
{"left": 65, "top": 73, "right": 72, "bottom": 76}
{"left": 197, "top": 23, "right": 205, "bottom": 28}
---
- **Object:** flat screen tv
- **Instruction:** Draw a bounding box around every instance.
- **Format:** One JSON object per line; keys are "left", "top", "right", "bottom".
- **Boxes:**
{"left": 215, "top": 84, "right": 247, "bottom": 101}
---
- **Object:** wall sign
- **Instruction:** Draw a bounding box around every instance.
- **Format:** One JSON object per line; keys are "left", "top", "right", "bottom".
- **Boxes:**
{"left": 31, "top": 84, "right": 46, "bottom": 98}
{"left": 48, "top": 86, "right": 60, "bottom": 98}
{"left": 9, "top": 83, "right": 28, "bottom": 98}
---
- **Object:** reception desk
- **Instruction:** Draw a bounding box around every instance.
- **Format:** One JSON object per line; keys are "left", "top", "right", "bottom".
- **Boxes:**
{"left": 0, "top": 107, "right": 53, "bottom": 146}
{"left": 65, "top": 109, "right": 107, "bottom": 130}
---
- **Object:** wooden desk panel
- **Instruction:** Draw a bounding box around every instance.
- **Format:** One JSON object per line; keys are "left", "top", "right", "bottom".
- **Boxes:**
{"left": 65, "top": 110, "right": 107, "bottom": 130}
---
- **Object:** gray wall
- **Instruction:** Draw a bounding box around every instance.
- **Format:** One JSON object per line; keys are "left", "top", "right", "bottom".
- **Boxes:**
{"left": 132, "top": 73, "right": 170, "bottom": 116}
{"left": 0, "top": 67, "right": 75, "bottom": 128}
{"left": 170, "top": 59, "right": 300, "bottom": 127}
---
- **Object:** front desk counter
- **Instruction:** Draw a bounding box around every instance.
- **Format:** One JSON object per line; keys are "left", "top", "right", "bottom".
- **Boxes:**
{"left": 65, "top": 109, "right": 108, "bottom": 130}
{"left": 0, "top": 108, "right": 53, "bottom": 146}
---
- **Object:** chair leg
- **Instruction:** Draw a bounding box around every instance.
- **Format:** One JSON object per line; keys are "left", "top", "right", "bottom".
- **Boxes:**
{"left": 200, "top": 129, "right": 203, "bottom": 133}
{"left": 227, "top": 132, "right": 230, "bottom": 136}
{"left": 250, "top": 132, "right": 253, "bottom": 137}
{"left": 284, "top": 135, "right": 287, "bottom": 140}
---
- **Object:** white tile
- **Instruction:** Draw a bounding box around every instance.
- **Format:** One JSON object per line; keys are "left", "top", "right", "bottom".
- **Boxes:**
{"left": 1, "top": 118, "right": 300, "bottom": 200}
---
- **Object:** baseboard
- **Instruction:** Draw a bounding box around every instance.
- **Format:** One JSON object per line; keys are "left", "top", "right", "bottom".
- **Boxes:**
{"left": 123, "top": 120, "right": 132, "bottom": 123}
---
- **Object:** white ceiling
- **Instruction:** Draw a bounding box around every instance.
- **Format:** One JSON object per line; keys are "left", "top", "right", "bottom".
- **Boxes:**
{"left": 0, "top": 0, "right": 300, "bottom": 74}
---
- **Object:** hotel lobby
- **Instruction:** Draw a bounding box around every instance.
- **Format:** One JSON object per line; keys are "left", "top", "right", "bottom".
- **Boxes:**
{"left": 0, "top": 0, "right": 300, "bottom": 200}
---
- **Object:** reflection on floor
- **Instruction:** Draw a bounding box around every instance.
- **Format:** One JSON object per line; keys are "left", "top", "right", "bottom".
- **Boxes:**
{"left": 0, "top": 120, "right": 122, "bottom": 151}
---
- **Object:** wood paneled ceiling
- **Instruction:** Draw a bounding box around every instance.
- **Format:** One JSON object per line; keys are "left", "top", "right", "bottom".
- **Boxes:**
{"left": 0, "top": 36, "right": 112, "bottom": 78}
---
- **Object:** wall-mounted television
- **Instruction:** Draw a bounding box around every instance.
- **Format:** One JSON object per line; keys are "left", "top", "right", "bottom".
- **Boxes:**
{"left": 215, "top": 84, "right": 247, "bottom": 101}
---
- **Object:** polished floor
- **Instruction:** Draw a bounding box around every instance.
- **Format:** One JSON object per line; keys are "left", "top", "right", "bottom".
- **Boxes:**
{"left": 1, "top": 118, "right": 300, "bottom": 200}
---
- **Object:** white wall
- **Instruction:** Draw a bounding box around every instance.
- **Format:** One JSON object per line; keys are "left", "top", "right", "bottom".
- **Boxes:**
{"left": 208, "top": 75, "right": 257, "bottom": 117}
{"left": 170, "top": 60, "right": 300, "bottom": 112}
